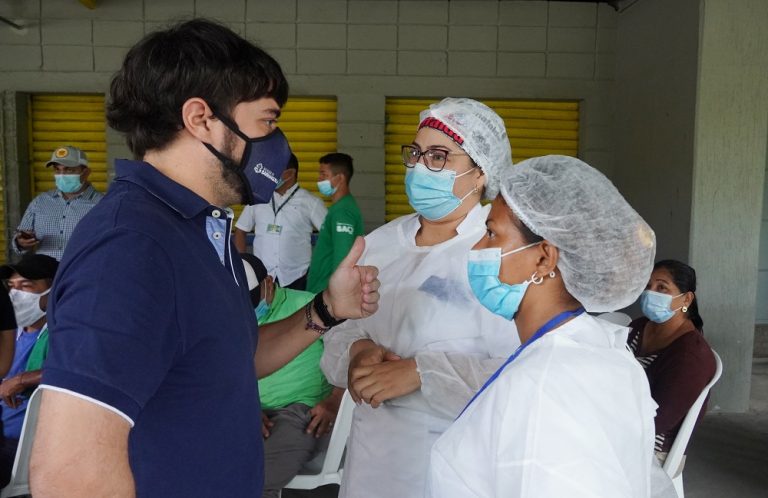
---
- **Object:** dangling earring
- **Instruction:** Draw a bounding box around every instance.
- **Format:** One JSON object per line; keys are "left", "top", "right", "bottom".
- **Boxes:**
{"left": 548, "top": 271, "right": 556, "bottom": 279}
{"left": 530, "top": 272, "right": 544, "bottom": 285}
{"left": 682, "top": 306, "right": 688, "bottom": 313}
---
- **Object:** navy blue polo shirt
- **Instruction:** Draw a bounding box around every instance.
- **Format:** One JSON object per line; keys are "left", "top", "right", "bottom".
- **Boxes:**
{"left": 42, "top": 159, "right": 264, "bottom": 497}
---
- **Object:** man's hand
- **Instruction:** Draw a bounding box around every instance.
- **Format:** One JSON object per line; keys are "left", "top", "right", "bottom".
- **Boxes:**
{"left": 349, "top": 358, "right": 421, "bottom": 409}
{"left": 15, "top": 230, "right": 39, "bottom": 249}
{"left": 0, "top": 374, "right": 26, "bottom": 408}
{"left": 306, "top": 396, "right": 340, "bottom": 438}
{"left": 323, "top": 237, "right": 379, "bottom": 321}
{"left": 261, "top": 412, "right": 274, "bottom": 438}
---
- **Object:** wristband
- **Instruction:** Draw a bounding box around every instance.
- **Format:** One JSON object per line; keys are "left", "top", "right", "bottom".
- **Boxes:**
{"left": 305, "top": 302, "right": 330, "bottom": 335}
{"left": 312, "top": 292, "right": 346, "bottom": 328}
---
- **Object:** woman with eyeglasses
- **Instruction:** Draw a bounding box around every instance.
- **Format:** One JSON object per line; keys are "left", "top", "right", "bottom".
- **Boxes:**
{"left": 428, "top": 156, "right": 658, "bottom": 497}
{"left": 631, "top": 260, "right": 716, "bottom": 464}
{"left": 320, "top": 98, "right": 518, "bottom": 497}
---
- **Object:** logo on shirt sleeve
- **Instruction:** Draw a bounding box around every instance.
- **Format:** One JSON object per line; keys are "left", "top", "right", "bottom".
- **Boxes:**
{"left": 336, "top": 222, "right": 354, "bottom": 234}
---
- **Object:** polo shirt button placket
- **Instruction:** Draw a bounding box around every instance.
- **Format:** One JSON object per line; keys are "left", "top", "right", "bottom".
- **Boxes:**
{"left": 213, "top": 232, "right": 222, "bottom": 240}
{"left": 211, "top": 209, "right": 221, "bottom": 218}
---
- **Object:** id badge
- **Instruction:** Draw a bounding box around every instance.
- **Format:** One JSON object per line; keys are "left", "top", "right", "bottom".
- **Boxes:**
{"left": 266, "top": 224, "right": 282, "bottom": 234}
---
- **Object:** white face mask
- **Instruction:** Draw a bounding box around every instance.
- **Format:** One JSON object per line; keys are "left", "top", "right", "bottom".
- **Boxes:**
{"left": 9, "top": 288, "right": 50, "bottom": 327}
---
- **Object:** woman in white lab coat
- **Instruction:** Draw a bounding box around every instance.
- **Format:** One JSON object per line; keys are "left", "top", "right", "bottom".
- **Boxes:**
{"left": 428, "top": 155, "right": 659, "bottom": 498}
{"left": 320, "top": 98, "right": 519, "bottom": 498}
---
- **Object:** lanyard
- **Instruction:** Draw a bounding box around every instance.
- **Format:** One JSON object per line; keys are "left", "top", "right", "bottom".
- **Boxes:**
{"left": 271, "top": 185, "right": 299, "bottom": 219}
{"left": 457, "top": 307, "right": 585, "bottom": 419}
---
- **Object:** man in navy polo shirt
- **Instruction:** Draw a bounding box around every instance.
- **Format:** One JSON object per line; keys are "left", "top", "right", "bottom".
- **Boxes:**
{"left": 29, "top": 20, "right": 379, "bottom": 498}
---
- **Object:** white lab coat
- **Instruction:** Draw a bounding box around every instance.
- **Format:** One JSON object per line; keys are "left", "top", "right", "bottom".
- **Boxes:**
{"left": 320, "top": 203, "right": 519, "bottom": 498}
{"left": 428, "top": 313, "right": 657, "bottom": 498}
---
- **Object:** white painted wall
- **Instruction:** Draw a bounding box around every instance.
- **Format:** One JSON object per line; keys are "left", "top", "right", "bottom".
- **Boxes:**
{"left": 0, "top": 0, "right": 618, "bottom": 233}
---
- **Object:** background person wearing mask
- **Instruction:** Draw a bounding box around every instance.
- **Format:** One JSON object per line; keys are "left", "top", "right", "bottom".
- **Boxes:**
{"left": 240, "top": 254, "right": 342, "bottom": 498}
{"left": 234, "top": 153, "right": 327, "bottom": 290}
{"left": 630, "top": 259, "right": 717, "bottom": 464}
{"left": 0, "top": 292, "right": 17, "bottom": 379}
{"left": 320, "top": 98, "right": 518, "bottom": 498}
{"left": 305, "top": 152, "right": 364, "bottom": 294}
{"left": 428, "top": 155, "right": 657, "bottom": 498}
{"left": 0, "top": 254, "right": 58, "bottom": 487}
{"left": 14, "top": 146, "right": 103, "bottom": 261}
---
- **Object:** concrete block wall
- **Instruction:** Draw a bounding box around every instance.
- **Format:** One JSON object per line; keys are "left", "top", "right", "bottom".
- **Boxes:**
{"left": 0, "top": 0, "right": 618, "bottom": 231}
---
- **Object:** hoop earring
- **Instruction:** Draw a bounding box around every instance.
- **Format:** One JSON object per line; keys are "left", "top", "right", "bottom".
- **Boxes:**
{"left": 682, "top": 306, "right": 688, "bottom": 313}
{"left": 548, "top": 271, "right": 556, "bottom": 279}
{"left": 530, "top": 272, "right": 544, "bottom": 285}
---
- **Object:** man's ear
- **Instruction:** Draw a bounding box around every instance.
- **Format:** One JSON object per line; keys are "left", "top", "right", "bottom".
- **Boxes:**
{"left": 181, "top": 98, "right": 218, "bottom": 142}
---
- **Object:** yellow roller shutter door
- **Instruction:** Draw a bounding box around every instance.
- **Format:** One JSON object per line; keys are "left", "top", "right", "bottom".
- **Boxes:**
{"left": 29, "top": 94, "right": 108, "bottom": 195}
{"left": 384, "top": 98, "right": 579, "bottom": 222}
{"left": 231, "top": 96, "right": 337, "bottom": 221}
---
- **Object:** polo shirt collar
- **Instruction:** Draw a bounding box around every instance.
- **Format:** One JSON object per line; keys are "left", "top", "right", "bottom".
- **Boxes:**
{"left": 113, "top": 159, "right": 215, "bottom": 219}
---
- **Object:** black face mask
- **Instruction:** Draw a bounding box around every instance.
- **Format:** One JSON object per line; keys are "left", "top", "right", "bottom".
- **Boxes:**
{"left": 203, "top": 113, "right": 292, "bottom": 205}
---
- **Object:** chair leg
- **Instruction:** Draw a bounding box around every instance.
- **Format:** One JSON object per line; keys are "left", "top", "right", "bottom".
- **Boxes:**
{"left": 672, "top": 473, "right": 684, "bottom": 498}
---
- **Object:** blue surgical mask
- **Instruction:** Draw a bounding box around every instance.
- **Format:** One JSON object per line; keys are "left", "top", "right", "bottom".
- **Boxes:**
{"left": 317, "top": 179, "right": 337, "bottom": 197}
{"left": 203, "top": 113, "right": 292, "bottom": 206}
{"left": 55, "top": 174, "right": 83, "bottom": 194}
{"left": 467, "top": 242, "right": 542, "bottom": 320}
{"left": 255, "top": 299, "right": 270, "bottom": 323}
{"left": 405, "top": 163, "right": 476, "bottom": 221}
{"left": 640, "top": 290, "right": 684, "bottom": 323}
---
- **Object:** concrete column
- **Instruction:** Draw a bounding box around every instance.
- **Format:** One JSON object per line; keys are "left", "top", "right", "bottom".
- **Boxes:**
{"left": 689, "top": 0, "right": 768, "bottom": 411}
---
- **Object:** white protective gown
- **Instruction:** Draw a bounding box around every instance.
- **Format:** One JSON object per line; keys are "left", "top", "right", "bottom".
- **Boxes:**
{"left": 428, "top": 313, "right": 657, "bottom": 498}
{"left": 320, "top": 203, "right": 519, "bottom": 498}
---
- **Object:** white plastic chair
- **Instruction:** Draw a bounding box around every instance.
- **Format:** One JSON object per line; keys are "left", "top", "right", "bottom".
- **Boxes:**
{"left": 0, "top": 388, "right": 43, "bottom": 498}
{"left": 281, "top": 389, "right": 355, "bottom": 493}
{"left": 596, "top": 311, "right": 632, "bottom": 327}
{"left": 662, "top": 350, "right": 723, "bottom": 498}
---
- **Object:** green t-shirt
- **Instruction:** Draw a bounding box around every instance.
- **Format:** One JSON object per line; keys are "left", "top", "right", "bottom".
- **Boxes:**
{"left": 305, "top": 194, "right": 364, "bottom": 294}
{"left": 26, "top": 324, "right": 49, "bottom": 371}
{"left": 258, "top": 286, "right": 333, "bottom": 410}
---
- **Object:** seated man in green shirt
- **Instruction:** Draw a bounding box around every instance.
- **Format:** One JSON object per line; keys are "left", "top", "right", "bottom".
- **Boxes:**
{"left": 306, "top": 153, "right": 365, "bottom": 293}
{"left": 241, "top": 254, "right": 344, "bottom": 498}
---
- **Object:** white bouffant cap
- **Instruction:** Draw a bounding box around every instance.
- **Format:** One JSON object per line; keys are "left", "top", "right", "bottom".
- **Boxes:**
{"left": 500, "top": 155, "right": 656, "bottom": 312}
{"left": 419, "top": 98, "right": 513, "bottom": 199}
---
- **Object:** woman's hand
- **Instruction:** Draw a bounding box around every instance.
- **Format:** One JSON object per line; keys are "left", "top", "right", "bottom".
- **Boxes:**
{"left": 347, "top": 339, "right": 400, "bottom": 404}
{"left": 350, "top": 358, "right": 421, "bottom": 408}
{"left": 261, "top": 412, "right": 274, "bottom": 438}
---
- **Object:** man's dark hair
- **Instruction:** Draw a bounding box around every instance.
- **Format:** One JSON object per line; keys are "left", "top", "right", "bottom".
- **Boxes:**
{"left": 107, "top": 19, "right": 289, "bottom": 158}
{"left": 319, "top": 152, "right": 354, "bottom": 182}
{"left": 287, "top": 153, "right": 299, "bottom": 172}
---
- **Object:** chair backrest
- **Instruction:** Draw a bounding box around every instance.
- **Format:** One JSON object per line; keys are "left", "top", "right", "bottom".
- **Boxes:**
{"left": 316, "top": 389, "right": 355, "bottom": 476}
{"left": 596, "top": 311, "right": 632, "bottom": 327}
{"left": 0, "top": 388, "right": 43, "bottom": 498}
{"left": 662, "top": 349, "right": 723, "bottom": 478}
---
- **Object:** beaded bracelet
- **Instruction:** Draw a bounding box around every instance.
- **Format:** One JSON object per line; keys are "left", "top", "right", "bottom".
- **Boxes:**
{"left": 312, "top": 292, "right": 346, "bottom": 328}
{"left": 305, "top": 302, "right": 330, "bottom": 335}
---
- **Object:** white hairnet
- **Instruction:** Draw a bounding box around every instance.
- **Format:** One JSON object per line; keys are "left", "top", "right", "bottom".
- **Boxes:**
{"left": 500, "top": 155, "right": 656, "bottom": 312}
{"left": 419, "top": 98, "right": 512, "bottom": 199}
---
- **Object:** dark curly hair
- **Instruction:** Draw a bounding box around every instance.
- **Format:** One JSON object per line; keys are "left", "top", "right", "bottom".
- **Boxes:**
{"left": 106, "top": 19, "right": 289, "bottom": 158}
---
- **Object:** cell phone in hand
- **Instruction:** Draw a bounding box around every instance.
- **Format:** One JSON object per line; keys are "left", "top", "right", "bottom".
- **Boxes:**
{"left": 16, "top": 230, "right": 38, "bottom": 241}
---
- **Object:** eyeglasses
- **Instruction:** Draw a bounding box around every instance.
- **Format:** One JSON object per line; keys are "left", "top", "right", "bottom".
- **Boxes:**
{"left": 401, "top": 145, "right": 469, "bottom": 172}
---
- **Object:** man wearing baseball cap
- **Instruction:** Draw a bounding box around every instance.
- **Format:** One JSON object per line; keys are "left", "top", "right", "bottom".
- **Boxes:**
{"left": 13, "top": 145, "right": 103, "bottom": 261}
